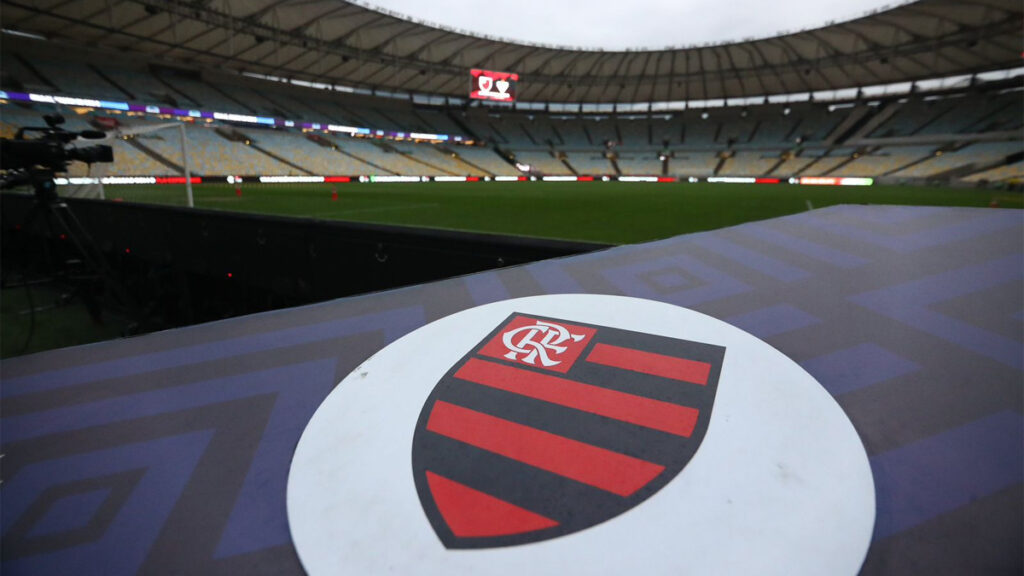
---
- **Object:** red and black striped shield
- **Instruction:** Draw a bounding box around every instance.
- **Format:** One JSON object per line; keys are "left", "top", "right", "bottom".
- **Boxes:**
{"left": 412, "top": 312, "right": 725, "bottom": 549}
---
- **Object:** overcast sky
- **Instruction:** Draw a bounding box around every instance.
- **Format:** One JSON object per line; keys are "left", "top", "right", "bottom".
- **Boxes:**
{"left": 364, "top": 0, "right": 903, "bottom": 50}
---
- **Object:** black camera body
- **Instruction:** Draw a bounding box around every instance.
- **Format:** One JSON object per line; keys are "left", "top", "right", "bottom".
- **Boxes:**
{"left": 0, "top": 114, "right": 113, "bottom": 189}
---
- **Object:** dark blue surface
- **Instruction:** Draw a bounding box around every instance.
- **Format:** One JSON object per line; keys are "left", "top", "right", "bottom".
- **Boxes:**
{"left": 871, "top": 411, "right": 1024, "bottom": 539}
{"left": 2, "top": 205, "right": 1020, "bottom": 575}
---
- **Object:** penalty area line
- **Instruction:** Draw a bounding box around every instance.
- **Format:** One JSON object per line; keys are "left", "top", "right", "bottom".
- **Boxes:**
{"left": 332, "top": 202, "right": 440, "bottom": 216}
{"left": 294, "top": 202, "right": 441, "bottom": 220}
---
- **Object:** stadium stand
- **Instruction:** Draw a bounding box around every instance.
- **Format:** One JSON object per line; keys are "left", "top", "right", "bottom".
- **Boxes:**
{"left": 108, "top": 139, "right": 174, "bottom": 176}
{"left": 870, "top": 92, "right": 1023, "bottom": 138}
{"left": 389, "top": 142, "right": 461, "bottom": 175}
{"left": 0, "top": 105, "right": 42, "bottom": 137}
{"left": 115, "top": 122, "right": 297, "bottom": 176}
{"left": 102, "top": 67, "right": 183, "bottom": 106}
{"left": 682, "top": 117, "right": 718, "bottom": 147}
{"left": 553, "top": 119, "right": 591, "bottom": 147}
{"left": 0, "top": 4, "right": 1019, "bottom": 185}
{"left": 4, "top": 77, "right": 1020, "bottom": 183}
{"left": 31, "top": 57, "right": 128, "bottom": 101}
{"left": 451, "top": 146, "right": 519, "bottom": 176}
{"left": 619, "top": 119, "right": 652, "bottom": 146}
{"left": 617, "top": 154, "right": 663, "bottom": 176}
{"left": 669, "top": 151, "right": 720, "bottom": 177}
{"left": 963, "top": 160, "right": 1024, "bottom": 183}
{"left": 522, "top": 118, "right": 561, "bottom": 148}
{"left": 797, "top": 107, "right": 849, "bottom": 144}
{"left": 868, "top": 98, "right": 959, "bottom": 138}
{"left": 416, "top": 110, "right": 464, "bottom": 137}
{"left": 242, "top": 130, "right": 382, "bottom": 175}
{"left": 800, "top": 150, "right": 855, "bottom": 176}
{"left": 156, "top": 73, "right": 248, "bottom": 114}
{"left": 512, "top": 151, "right": 573, "bottom": 175}
{"left": 719, "top": 151, "right": 782, "bottom": 176}
{"left": 892, "top": 141, "right": 1024, "bottom": 179}
{"left": 258, "top": 90, "right": 327, "bottom": 123}
{"left": 586, "top": 119, "right": 619, "bottom": 146}
{"left": 652, "top": 117, "right": 684, "bottom": 146}
{"left": 1, "top": 54, "right": 54, "bottom": 92}
{"left": 750, "top": 114, "right": 801, "bottom": 146}
{"left": 565, "top": 153, "right": 613, "bottom": 175}
{"left": 341, "top": 139, "right": 438, "bottom": 175}
{"left": 832, "top": 146, "right": 936, "bottom": 177}
{"left": 771, "top": 154, "right": 821, "bottom": 177}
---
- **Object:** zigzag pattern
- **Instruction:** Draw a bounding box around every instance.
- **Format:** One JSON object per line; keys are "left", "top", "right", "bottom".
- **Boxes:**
{"left": 2, "top": 205, "right": 1021, "bottom": 575}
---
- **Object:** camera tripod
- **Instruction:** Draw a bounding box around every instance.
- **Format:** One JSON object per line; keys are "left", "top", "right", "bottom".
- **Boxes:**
{"left": 6, "top": 168, "right": 134, "bottom": 338}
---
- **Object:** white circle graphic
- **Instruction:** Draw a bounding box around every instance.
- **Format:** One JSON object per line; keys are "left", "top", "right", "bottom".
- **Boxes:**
{"left": 288, "top": 295, "right": 875, "bottom": 575}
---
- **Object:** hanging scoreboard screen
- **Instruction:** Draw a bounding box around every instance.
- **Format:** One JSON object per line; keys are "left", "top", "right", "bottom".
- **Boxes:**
{"left": 470, "top": 69, "right": 518, "bottom": 102}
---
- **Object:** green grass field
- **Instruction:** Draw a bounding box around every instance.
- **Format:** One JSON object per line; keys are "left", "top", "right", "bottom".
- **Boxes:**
{"left": 4, "top": 181, "right": 1018, "bottom": 357}
{"left": 107, "top": 182, "right": 1021, "bottom": 245}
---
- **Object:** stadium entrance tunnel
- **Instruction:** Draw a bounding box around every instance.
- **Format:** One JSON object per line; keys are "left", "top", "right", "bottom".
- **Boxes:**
{"left": 0, "top": 193, "right": 608, "bottom": 350}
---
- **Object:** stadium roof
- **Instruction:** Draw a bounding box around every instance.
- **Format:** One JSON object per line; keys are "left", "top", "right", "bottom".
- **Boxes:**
{"left": 3, "top": 0, "right": 1021, "bottom": 103}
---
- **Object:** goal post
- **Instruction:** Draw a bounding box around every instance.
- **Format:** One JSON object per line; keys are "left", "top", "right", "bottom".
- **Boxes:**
{"left": 62, "top": 120, "right": 197, "bottom": 207}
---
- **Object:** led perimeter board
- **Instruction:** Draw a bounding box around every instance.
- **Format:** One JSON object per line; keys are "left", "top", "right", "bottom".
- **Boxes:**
{"left": 470, "top": 69, "right": 518, "bottom": 102}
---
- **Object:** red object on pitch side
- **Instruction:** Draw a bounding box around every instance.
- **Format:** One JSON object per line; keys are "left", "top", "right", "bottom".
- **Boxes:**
{"left": 331, "top": 190, "right": 339, "bottom": 201}
{"left": 235, "top": 186, "right": 242, "bottom": 197}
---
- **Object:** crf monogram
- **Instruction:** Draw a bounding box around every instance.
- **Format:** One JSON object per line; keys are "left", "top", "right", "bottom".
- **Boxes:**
{"left": 502, "top": 321, "right": 585, "bottom": 367}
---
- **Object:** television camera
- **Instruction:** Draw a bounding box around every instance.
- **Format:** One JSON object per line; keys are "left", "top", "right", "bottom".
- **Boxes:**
{"left": 0, "top": 113, "right": 113, "bottom": 192}
{"left": 1, "top": 113, "right": 130, "bottom": 337}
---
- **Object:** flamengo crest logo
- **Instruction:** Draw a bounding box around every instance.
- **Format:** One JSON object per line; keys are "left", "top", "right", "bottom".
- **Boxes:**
{"left": 287, "top": 295, "right": 876, "bottom": 576}
{"left": 496, "top": 317, "right": 587, "bottom": 368}
{"left": 412, "top": 313, "right": 724, "bottom": 548}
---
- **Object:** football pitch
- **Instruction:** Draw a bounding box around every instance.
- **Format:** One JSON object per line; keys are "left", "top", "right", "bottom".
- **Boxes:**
{"left": 106, "top": 182, "right": 1021, "bottom": 245}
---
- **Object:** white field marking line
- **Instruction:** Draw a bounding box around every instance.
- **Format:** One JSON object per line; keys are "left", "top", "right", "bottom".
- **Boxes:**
{"left": 805, "top": 199, "right": 814, "bottom": 210}
{"left": 333, "top": 202, "right": 440, "bottom": 216}
{"left": 290, "top": 202, "right": 441, "bottom": 220}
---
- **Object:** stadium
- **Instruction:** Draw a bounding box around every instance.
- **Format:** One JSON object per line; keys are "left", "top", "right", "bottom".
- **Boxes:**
{"left": 0, "top": 0, "right": 1021, "bottom": 574}
{"left": 1, "top": 1, "right": 1021, "bottom": 206}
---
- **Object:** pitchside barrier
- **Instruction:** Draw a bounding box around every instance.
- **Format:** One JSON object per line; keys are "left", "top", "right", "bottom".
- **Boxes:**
{"left": 54, "top": 174, "right": 876, "bottom": 187}
{"left": 54, "top": 175, "right": 1019, "bottom": 199}
{"left": 48, "top": 174, "right": 877, "bottom": 210}
{"left": 1, "top": 192, "right": 607, "bottom": 325}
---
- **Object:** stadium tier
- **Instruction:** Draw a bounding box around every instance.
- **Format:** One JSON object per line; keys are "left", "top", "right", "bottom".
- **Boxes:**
{"left": 0, "top": 30, "right": 1021, "bottom": 184}
{"left": 511, "top": 150, "right": 573, "bottom": 175}
{"left": 804, "top": 151, "right": 857, "bottom": 177}
{"left": 235, "top": 130, "right": 386, "bottom": 176}
{"left": 390, "top": 142, "right": 485, "bottom": 176}
{"left": 565, "top": 152, "right": 613, "bottom": 175}
{"left": 616, "top": 154, "right": 663, "bottom": 176}
{"left": 718, "top": 151, "right": 781, "bottom": 177}
{"left": 668, "top": 151, "right": 721, "bottom": 177}
{"left": 891, "top": 141, "right": 1024, "bottom": 179}
{"left": 963, "top": 160, "right": 1024, "bottom": 182}
{"left": 449, "top": 146, "right": 520, "bottom": 176}
{"left": 618, "top": 119, "right": 652, "bottom": 146}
